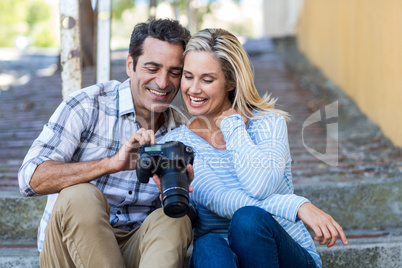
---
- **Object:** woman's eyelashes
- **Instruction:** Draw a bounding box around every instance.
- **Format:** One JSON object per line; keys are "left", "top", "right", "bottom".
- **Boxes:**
{"left": 183, "top": 74, "right": 193, "bottom": 80}
{"left": 183, "top": 75, "right": 214, "bottom": 84}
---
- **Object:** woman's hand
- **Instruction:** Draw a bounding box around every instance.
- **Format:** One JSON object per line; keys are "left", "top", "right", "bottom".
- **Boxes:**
{"left": 152, "top": 164, "right": 195, "bottom": 201}
{"left": 297, "top": 202, "right": 348, "bottom": 248}
{"left": 215, "top": 108, "right": 248, "bottom": 128}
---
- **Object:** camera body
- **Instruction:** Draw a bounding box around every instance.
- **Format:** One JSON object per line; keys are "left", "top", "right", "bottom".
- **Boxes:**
{"left": 136, "top": 141, "right": 194, "bottom": 218}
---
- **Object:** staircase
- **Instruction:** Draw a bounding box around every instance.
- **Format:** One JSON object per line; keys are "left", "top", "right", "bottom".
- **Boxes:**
{"left": 270, "top": 37, "right": 402, "bottom": 268}
{"left": 1, "top": 41, "right": 402, "bottom": 267}
{"left": 0, "top": 192, "right": 43, "bottom": 267}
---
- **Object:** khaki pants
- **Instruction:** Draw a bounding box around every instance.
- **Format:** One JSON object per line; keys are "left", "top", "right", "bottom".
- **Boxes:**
{"left": 40, "top": 183, "right": 192, "bottom": 268}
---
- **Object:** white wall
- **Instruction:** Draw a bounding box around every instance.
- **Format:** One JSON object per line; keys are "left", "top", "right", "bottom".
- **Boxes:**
{"left": 262, "top": 0, "right": 304, "bottom": 37}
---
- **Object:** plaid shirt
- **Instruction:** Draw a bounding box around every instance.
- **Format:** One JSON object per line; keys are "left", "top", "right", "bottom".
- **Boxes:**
{"left": 18, "top": 79, "right": 187, "bottom": 251}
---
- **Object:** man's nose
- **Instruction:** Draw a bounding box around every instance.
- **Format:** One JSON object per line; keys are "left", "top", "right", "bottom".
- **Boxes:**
{"left": 156, "top": 73, "right": 169, "bottom": 90}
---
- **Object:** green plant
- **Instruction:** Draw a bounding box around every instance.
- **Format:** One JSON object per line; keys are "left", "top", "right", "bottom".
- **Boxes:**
{"left": 0, "top": 0, "right": 55, "bottom": 48}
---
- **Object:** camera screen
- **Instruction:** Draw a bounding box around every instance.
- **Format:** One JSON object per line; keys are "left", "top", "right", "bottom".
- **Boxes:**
{"left": 144, "top": 145, "right": 162, "bottom": 152}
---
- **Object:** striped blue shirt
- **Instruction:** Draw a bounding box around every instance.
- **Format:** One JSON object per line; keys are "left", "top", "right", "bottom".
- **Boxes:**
{"left": 162, "top": 111, "right": 322, "bottom": 267}
{"left": 18, "top": 79, "right": 187, "bottom": 251}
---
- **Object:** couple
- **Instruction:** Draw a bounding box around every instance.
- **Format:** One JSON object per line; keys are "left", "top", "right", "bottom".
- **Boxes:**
{"left": 19, "top": 19, "right": 346, "bottom": 268}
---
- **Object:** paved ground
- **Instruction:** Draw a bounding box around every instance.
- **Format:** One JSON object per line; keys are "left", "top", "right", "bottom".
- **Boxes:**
{"left": 0, "top": 40, "right": 401, "bottom": 192}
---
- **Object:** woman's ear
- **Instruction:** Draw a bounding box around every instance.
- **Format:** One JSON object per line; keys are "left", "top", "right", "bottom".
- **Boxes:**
{"left": 226, "top": 86, "right": 235, "bottom": 92}
{"left": 228, "top": 87, "right": 236, "bottom": 104}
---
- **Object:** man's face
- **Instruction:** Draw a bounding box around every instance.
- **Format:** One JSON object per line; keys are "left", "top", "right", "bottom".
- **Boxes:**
{"left": 126, "top": 37, "right": 184, "bottom": 119}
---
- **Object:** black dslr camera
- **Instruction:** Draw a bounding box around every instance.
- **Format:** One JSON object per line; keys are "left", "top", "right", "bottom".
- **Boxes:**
{"left": 136, "top": 141, "right": 194, "bottom": 218}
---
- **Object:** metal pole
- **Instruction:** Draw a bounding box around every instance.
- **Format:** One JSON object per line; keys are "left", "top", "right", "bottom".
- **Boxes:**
{"left": 59, "top": 0, "right": 82, "bottom": 99}
{"left": 96, "top": 0, "right": 111, "bottom": 83}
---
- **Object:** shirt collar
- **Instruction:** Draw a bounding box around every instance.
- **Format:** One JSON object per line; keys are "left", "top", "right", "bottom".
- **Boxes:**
{"left": 118, "top": 78, "right": 181, "bottom": 133}
{"left": 118, "top": 79, "right": 135, "bottom": 117}
{"left": 165, "top": 107, "right": 177, "bottom": 132}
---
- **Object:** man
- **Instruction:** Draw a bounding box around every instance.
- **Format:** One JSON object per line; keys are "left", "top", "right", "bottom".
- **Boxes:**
{"left": 18, "top": 18, "right": 192, "bottom": 268}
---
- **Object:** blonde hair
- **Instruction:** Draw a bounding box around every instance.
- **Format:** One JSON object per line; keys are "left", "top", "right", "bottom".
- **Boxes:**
{"left": 183, "top": 28, "right": 289, "bottom": 119}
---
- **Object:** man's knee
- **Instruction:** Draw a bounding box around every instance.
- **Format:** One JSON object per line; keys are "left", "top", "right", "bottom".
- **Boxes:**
{"left": 137, "top": 208, "right": 192, "bottom": 267}
{"left": 54, "top": 183, "right": 109, "bottom": 225}
{"left": 144, "top": 208, "right": 192, "bottom": 241}
{"left": 59, "top": 183, "right": 103, "bottom": 202}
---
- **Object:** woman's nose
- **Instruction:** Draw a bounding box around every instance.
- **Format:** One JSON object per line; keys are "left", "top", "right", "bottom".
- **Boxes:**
{"left": 188, "top": 80, "right": 202, "bottom": 94}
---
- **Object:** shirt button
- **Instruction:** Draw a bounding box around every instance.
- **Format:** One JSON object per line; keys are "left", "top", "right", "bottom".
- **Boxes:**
{"left": 128, "top": 191, "right": 133, "bottom": 195}
{"left": 117, "top": 211, "right": 121, "bottom": 215}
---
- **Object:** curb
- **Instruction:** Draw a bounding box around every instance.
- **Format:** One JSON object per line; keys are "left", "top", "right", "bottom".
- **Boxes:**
{"left": 294, "top": 176, "right": 402, "bottom": 230}
{"left": 2, "top": 176, "right": 401, "bottom": 239}
{"left": 0, "top": 192, "right": 46, "bottom": 239}
{"left": 316, "top": 231, "right": 402, "bottom": 268}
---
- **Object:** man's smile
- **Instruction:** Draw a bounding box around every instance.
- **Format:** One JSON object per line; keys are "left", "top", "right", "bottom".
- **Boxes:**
{"left": 149, "top": 89, "right": 168, "bottom": 96}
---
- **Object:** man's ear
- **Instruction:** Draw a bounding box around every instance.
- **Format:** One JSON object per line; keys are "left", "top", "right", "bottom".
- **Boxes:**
{"left": 126, "top": 55, "right": 134, "bottom": 76}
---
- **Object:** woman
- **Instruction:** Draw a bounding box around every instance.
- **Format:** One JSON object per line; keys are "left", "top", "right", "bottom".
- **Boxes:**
{"left": 159, "top": 28, "right": 347, "bottom": 268}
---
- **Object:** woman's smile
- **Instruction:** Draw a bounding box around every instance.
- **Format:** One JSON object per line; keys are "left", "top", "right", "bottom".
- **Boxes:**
{"left": 189, "top": 95, "right": 208, "bottom": 107}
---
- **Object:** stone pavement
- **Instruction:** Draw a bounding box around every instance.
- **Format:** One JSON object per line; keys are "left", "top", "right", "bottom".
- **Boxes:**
{"left": 1, "top": 39, "right": 402, "bottom": 267}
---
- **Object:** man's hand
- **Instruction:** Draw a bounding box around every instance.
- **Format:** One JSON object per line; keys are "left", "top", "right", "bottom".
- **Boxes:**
{"left": 297, "top": 202, "right": 348, "bottom": 248}
{"left": 109, "top": 128, "right": 156, "bottom": 172}
{"left": 152, "top": 164, "right": 195, "bottom": 197}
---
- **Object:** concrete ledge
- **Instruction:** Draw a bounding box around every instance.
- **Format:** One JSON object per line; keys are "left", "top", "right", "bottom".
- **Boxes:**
{"left": 0, "top": 192, "right": 46, "bottom": 239}
{"left": 0, "top": 240, "right": 39, "bottom": 268}
{"left": 294, "top": 176, "right": 402, "bottom": 230}
{"left": 0, "top": 248, "right": 39, "bottom": 268}
{"left": 2, "top": 232, "right": 402, "bottom": 268}
{"left": 1, "top": 177, "right": 401, "bottom": 239}
{"left": 317, "top": 231, "right": 402, "bottom": 268}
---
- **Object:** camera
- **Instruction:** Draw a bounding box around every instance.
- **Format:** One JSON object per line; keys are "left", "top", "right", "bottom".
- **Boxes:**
{"left": 136, "top": 141, "right": 194, "bottom": 218}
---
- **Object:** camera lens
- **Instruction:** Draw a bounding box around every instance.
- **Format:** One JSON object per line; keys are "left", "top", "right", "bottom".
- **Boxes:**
{"left": 161, "top": 172, "right": 189, "bottom": 218}
{"left": 163, "top": 190, "right": 189, "bottom": 218}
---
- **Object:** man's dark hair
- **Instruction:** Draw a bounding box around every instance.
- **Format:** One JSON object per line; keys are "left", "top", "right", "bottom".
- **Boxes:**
{"left": 129, "top": 18, "right": 191, "bottom": 71}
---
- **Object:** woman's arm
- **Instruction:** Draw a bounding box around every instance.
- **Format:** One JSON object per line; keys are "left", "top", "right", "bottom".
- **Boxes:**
{"left": 220, "top": 113, "right": 289, "bottom": 200}
{"left": 191, "top": 157, "right": 308, "bottom": 222}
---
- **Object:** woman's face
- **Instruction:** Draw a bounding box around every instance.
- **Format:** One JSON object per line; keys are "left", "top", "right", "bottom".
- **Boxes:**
{"left": 181, "top": 51, "right": 233, "bottom": 117}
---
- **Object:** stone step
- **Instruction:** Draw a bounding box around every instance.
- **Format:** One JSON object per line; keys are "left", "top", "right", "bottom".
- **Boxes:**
{"left": 1, "top": 176, "right": 401, "bottom": 240}
{"left": 316, "top": 229, "right": 402, "bottom": 268}
{"left": 294, "top": 176, "right": 402, "bottom": 231}
{"left": 1, "top": 230, "right": 402, "bottom": 267}
{"left": 0, "top": 191, "right": 46, "bottom": 240}
{"left": 0, "top": 240, "right": 39, "bottom": 268}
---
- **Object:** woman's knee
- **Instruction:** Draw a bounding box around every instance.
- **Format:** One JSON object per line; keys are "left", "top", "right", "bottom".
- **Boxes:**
{"left": 193, "top": 234, "right": 226, "bottom": 258}
{"left": 192, "top": 234, "right": 238, "bottom": 268}
{"left": 194, "top": 233, "right": 226, "bottom": 250}
{"left": 230, "top": 206, "right": 276, "bottom": 235}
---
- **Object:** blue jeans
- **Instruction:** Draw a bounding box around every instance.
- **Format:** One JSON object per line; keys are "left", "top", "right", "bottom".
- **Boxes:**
{"left": 190, "top": 206, "right": 316, "bottom": 268}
